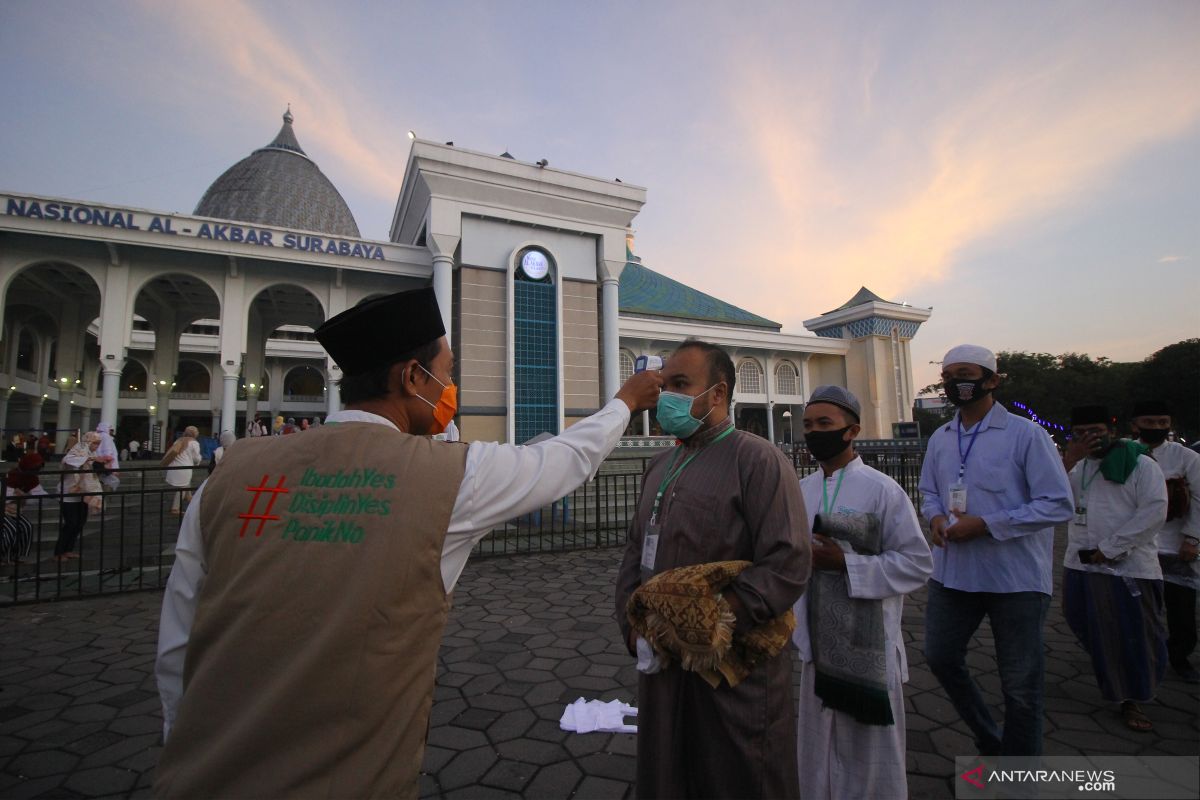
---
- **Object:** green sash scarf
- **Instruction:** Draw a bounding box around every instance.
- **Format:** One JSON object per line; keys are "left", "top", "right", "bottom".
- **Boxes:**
{"left": 1100, "top": 440, "right": 1148, "bottom": 485}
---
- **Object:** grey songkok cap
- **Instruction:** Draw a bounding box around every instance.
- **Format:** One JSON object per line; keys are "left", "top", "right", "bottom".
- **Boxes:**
{"left": 808, "top": 385, "right": 861, "bottom": 422}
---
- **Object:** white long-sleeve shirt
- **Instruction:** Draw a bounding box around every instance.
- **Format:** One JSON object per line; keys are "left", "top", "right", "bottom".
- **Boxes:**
{"left": 157, "top": 399, "right": 631, "bottom": 738}
{"left": 1063, "top": 453, "right": 1168, "bottom": 580}
{"left": 1145, "top": 441, "right": 1200, "bottom": 556}
{"left": 792, "top": 456, "right": 933, "bottom": 683}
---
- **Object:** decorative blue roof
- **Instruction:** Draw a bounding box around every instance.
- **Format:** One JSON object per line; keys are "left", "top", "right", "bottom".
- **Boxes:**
{"left": 824, "top": 286, "right": 887, "bottom": 314}
{"left": 619, "top": 260, "right": 781, "bottom": 330}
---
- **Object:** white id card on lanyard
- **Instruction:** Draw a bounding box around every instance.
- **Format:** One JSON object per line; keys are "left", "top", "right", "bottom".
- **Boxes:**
{"left": 641, "top": 523, "right": 661, "bottom": 580}
{"left": 949, "top": 481, "right": 968, "bottom": 514}
{"left": 951, "top": 420, "right": 981, "bottom": 515}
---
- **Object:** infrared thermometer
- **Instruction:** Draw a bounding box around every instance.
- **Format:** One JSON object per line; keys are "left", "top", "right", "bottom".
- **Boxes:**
{"left": 634, "top": 355, "right": 663, "bottom": 373}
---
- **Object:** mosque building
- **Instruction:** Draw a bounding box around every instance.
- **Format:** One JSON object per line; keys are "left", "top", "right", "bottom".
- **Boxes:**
{"left": 0, "top": 110, "right": 930, "bottom": 452}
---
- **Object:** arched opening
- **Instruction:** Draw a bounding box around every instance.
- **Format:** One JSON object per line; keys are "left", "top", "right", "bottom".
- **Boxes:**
{"left": 250, "top": 284, "right": 326, "bottom": 330}
{"left": 15, "top": 328, "right": 37, "bottom": 373}
{"left": 619, "top": 350, "right": 635, "bottom": 384}
{"left": 174, "top": 360, "right": 211, "bottom": 395}
{"left": 237, "top": 372, "right": 269, "bottom": 401}
{"left": 133, "top": 273, "right": 222, "bottom": 339}
{"left": 737, "top": 358, "right": 764, "bottom": 395}
{"left": 775, "top": 361, "right": 799, "bottom": 395}
{"left": 120, "top": 361, "right": 148, "bottom": 396}
{"left": 283, "top": 365, "right": 325, "bottom": 398}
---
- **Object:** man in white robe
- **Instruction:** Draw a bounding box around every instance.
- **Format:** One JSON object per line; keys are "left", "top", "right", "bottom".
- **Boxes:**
{"left": 792, "top": 386, "right": 933, "bottom": 800}
{"left": 1130, "top": 400, "right": 1200, "bottom": 683}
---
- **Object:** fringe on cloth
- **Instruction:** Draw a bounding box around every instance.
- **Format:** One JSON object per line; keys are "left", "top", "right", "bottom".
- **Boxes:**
{"left": 627, "top": 560, "right": 795, "bottom": 688}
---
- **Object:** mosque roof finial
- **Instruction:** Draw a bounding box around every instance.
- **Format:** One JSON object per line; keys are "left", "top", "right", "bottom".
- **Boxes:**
{"left": 264, "top": 106, "right": 305, "bottom": 157}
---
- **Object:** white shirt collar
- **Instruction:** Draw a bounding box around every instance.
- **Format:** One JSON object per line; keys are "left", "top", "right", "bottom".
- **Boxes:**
{"left": 822, "top": 455, "right": 864, "bottom": 478}
{"left": 324, "top": 409, "right": 400, "bottom": 432}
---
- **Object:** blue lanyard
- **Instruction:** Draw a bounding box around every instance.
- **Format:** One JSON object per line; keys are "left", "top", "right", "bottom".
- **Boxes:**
{"left": 956, "top": 418, "right": 982, "bottom": 480}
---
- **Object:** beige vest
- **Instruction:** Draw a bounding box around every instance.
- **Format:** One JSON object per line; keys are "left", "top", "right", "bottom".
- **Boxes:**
{"left": 155, "top": 422, "right": 467, "bottom": 799}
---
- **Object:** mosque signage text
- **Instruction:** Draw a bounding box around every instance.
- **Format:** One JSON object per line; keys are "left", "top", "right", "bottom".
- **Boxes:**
{"left": 3, "top": 196, "right": 386, "bottom": 261}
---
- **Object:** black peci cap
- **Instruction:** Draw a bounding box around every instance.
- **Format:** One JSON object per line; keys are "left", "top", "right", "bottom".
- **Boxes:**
{"left": 1070, "top": 405, "right": 1111, "bottom": 426}
{"left": 315, "top": 288, "right": 445, "bottom": 375}
{"left": 1131, "top": 400, "right": 1170, "bottom": 418}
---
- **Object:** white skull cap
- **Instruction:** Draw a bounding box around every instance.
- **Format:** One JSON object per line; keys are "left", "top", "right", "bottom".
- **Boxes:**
{"left": 942, "top": 344, "right": 997, "bottom": 372}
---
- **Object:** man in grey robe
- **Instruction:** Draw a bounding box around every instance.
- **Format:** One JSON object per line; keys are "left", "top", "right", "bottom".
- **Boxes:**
{"left": 615, "top": 340, "right": 810, "bottom": 799}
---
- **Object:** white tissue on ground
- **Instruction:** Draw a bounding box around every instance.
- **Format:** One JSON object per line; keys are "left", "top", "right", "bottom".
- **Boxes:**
{"left": 559, "top": 697, "right": 638, "bottom": 734}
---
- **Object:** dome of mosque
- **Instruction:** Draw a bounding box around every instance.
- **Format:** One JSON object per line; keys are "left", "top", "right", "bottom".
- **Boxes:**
{"left": 194, "top": 108, "right": 361, "bottom": 238}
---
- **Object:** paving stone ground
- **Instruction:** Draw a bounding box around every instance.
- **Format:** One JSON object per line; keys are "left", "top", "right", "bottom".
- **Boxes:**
{"left": 1, "top": 539, "right": 1197, "bottom": 799}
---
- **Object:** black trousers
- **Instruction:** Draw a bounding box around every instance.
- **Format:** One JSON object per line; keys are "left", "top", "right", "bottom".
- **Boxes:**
{"left": 55, "top": 502, "right": 88, "bottom": 556}
{"left": 1164, "top": 581, "right": 1198, "bottom": 667}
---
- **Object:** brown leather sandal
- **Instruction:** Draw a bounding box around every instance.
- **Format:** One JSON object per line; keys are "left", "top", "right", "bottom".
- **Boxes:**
{"left": 1121, "top": 701, "right": 1153, "bottom": 732}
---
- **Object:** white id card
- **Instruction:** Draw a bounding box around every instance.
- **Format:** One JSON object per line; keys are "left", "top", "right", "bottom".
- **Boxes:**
{"left": 949, "top": 481, "right": 968, "bottom": 514}
{"left": 641, "top": 527, "right": 660, "bottom": 572}
{"left": 1073, "top": 505, "right": 1087, "bottom": 526}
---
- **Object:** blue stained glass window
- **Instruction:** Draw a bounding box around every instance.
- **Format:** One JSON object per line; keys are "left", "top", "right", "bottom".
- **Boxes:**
{"left": 514, "top": 258, "right": 557, "bottom": 443}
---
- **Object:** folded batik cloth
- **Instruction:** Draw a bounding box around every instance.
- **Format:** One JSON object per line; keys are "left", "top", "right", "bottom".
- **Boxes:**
{"left": 627, "top": 560, "right": 795, "bottom": 689}
{"left": 809, "top": 512, "right": 893, "bottom": 726}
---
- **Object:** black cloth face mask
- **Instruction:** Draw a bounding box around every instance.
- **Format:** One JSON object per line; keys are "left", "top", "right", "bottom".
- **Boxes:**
{"left": 805, "top": 427, "right": 853, "bottom": 461}
{"left": 1138, "top": 428, "right": 1169, "bottom": 446}
{"left": 944, "top": 377, "right": 992, "bottom": 407}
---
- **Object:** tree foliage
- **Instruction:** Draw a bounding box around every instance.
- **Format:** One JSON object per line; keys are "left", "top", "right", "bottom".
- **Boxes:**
{"left": 913, "top": 339, "right": 1199, "bottom": 442}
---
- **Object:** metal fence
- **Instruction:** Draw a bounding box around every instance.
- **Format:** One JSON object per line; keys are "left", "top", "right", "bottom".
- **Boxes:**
{"left": 1, "top": 442, "right": 928, "bottom": 606}
{"left": 1, "top": 464, "right": 205, "bottom": 606}
{"left": 786, "top": 441, "right": 927, "bottom": 507}
{"left": 471, "top": 457, "right": 651, "bottom": 559}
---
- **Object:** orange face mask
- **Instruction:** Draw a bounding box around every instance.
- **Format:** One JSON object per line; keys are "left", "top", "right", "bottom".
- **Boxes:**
{"left": 417, "top": 365, "right": 458, "bottom": 436}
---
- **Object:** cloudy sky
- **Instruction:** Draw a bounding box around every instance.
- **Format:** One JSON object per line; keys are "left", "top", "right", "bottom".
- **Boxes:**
{"left": 2, "top": 0, "right": 1197, "bottom": 390}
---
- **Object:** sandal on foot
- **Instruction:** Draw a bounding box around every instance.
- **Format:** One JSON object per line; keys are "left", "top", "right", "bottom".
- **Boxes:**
{"left": 1121, "top": 701, "right": 1153, "bottom": 732}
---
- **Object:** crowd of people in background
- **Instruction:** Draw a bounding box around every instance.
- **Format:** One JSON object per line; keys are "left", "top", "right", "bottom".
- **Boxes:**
{"left": 1, "top": 331, "right": 1196, "bottom": 797}
{"left": 244, "top": 415, "right": 322, "bottom": 438}
{"left": 0, "top": 416, "right": 332, "bottom": 561}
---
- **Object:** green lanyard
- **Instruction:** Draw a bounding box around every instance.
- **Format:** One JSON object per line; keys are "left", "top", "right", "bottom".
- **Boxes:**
{"left": 650, "top": 426, "right": 735, "bottom": 523}
{"left": 1078, "top": 460, "right": 1100, "bottom": 507}
{"left": 821, "top": 468, "right": 847, "bottom": 516}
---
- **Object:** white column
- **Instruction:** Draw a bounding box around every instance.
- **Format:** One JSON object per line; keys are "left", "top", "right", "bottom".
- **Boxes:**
{"left": 642, "top": 409, "right": 650, "bottom": 436}
{"left": 79, "top": 405, "right": 92, "bottom": 435}
{"left": 245, "top": 388, "right": 260, "bottom": 432}
{"left": 326, "top": 372, "right": 341, "bottom": 415}
{"left": 100, "top": 366, "right": 122, "bottom": 430}
{"left": 155, "top": 388, "right": 170, "bottom": 437}
{"left": 29, "top": 396, "right": 45, "bottom": 432}
{"left": 764, "top": 357, "right": 775, "bottom": 444}
{"left": 432, "top": 254, "right": 454, "bottom": 347}
{"left": 220, "top": 371, "right": 239, "bottom": 435}
{"left": 153, "top": 388, "right": 169, "bottom": 435}
{"left": 601, "top": 277, "right": 621, "bottom": 401}
{"left": 55, "top": 390, "right": 73, "bottom": 451}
